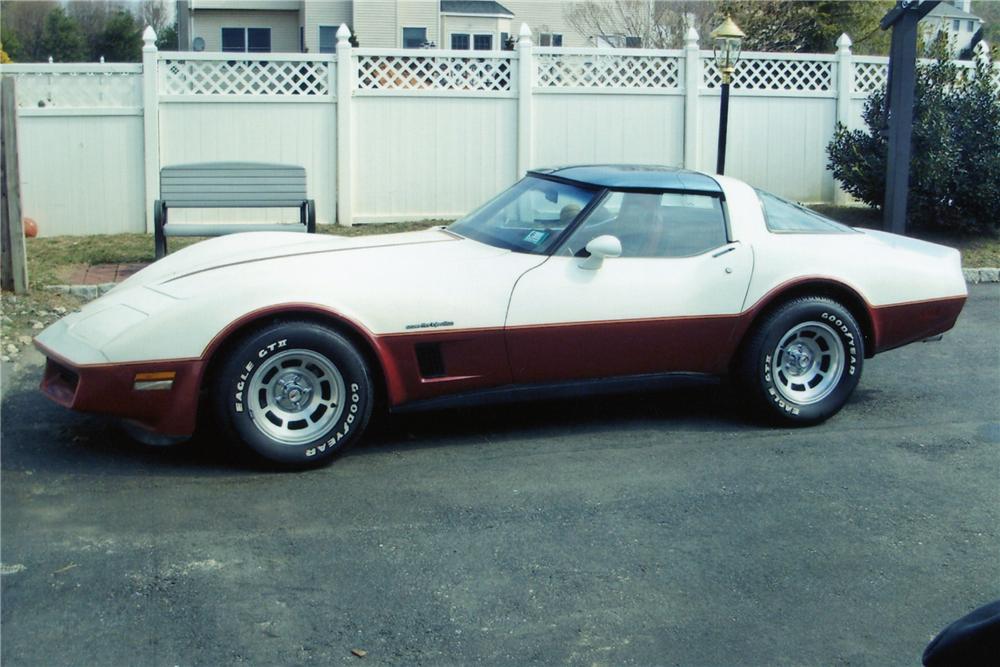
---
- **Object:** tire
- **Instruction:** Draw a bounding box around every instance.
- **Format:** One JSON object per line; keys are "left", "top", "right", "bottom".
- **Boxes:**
{"left": 214, "top": 321, "right": 374, "bottom": 466}
{"left": 737, "top": 297, "right": 864, "bottom": 425}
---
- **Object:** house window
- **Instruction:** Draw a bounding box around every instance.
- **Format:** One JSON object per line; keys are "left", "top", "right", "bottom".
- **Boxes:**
{"left": 968, "top": 20, "right": 975, "bottom": 31}
{"left": 319, "top": 26, "right": 336, "bottom": 53}
{"left": 222, "top": 28, "right": 271, "bottom": 53}
{"left": 222, "top": 28, "right": 246, "bottom": 52}
{"left": 403, "top": 27, "right": 427, "bottom": 48}
{"left": 247, "top": 28, "right": 270, "bottom": 52}
{"left": 539, "top": 33, "right": 563, "bottom": 47}
{"left": 953, "top": 19, "right": 960, "bottom": 31}
{"left": 451, "top": 33, "right": 470, "bottom": 50}
{"left": 473, "top": 34, "right": 493, "bottom": 50}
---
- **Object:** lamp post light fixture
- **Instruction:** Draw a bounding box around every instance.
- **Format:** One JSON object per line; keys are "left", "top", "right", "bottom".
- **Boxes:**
{"left": 711, "top": 15, "right": 745, "bottom": 175}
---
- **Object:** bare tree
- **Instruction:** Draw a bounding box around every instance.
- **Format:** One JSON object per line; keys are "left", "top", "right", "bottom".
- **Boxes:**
{"left": 565, "top": 1, "right": 717, "bottom": 49}
{"left": 136, "top": 0, "right": 170, "bottom": 33}
{"left": 564, "top": 0, "right": 884, "bottom": 53}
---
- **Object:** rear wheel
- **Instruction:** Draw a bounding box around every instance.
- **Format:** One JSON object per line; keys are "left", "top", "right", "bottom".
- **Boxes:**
{"left": 214, "top": 321, "right": 374, "bottom": 466}
{"left": 738, "top": 297, "right": 864, "bottom": 425}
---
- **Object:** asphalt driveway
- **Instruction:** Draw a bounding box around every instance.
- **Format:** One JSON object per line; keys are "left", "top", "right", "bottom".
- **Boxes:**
{"left": 2, "top": 285, "right": 998, "bottom": 666}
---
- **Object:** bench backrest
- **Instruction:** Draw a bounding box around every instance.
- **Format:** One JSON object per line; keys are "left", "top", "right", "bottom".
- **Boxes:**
{"left": 160, "top": 162, "right": 308, "bottom": 208}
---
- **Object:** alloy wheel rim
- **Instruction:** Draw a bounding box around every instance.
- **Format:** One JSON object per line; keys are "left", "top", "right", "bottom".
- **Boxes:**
{"left": 247, "top": 349, "right": 346, "bottom": 445}
{"left": 771, "top": 321, "right": 844, "bottom": 406}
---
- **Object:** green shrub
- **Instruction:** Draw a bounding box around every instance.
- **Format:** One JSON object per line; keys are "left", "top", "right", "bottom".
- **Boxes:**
{"left": 827, "top": 46, "right": 1000, "bottom": 232}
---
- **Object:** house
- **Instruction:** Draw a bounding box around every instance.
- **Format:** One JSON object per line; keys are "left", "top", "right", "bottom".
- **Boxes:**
{"left": 920, "top": 0, "right": 984, "bottom": 57}
{"left": 175, "top": 0, "right": 591, "bottom": 53}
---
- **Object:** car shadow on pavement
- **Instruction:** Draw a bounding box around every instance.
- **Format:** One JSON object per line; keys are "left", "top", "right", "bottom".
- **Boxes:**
{"left": 357, "top": 379, "right": 757, "bottom": 456}
{"left": 1, "top": 376, "right": 756, "bottom": 476}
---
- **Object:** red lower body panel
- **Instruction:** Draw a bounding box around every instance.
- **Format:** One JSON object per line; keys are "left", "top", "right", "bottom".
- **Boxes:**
{"left": 870, "top": 295, "right": 967, "bottom": 353}
{"left": 39, "top": 347, "right": 203, "bottom": 436}
{"left": 506, "top": 315, "right": 744, "bottom": 385}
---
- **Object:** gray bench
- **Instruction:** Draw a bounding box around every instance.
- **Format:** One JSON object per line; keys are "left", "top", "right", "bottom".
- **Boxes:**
{"left": 154, "top": 162, "right": 316, "bottom": 259}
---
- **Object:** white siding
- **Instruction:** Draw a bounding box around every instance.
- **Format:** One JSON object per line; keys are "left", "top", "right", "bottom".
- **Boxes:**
{"left": 353, "top": 1, "right": 397, "bottom": 48}
{"left": 191, "top": 9, "right": 301, "bottom": 52}
{"left": 398, "top": 0, "right": 439, "bottom": 47}
{"left": 304, "top": 0, "right": 352, "bottom": 53}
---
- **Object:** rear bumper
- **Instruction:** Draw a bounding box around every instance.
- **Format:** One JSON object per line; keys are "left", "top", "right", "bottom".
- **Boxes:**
{"left": 37, "top": 341, "right": 204, "bottom": 437}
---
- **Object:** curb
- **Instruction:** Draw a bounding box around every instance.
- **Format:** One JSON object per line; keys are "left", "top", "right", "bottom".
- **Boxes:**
{"left": 962, "top": 268, "right": 1000, "bottom": 284}
{"left": 46, "top": 283, "right": 118, "bottom": 299}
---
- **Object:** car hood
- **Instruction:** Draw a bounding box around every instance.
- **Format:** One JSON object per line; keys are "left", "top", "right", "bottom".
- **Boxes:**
{"left": 114, "top": 228, "right": 458, "bottom": 292}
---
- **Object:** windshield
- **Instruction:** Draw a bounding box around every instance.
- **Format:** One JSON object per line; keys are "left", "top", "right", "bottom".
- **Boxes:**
{"left": 449, "top": 176, "right": 598, "bottom": 254}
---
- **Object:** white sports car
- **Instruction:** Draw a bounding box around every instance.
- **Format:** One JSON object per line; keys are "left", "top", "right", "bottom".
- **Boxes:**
{"left": 35, "top": 165, "right": 968, "bottom": 466}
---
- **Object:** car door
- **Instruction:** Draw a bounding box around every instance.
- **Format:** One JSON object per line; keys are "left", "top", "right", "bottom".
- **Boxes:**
{"left": 505, "top": 190, "right": 753, "bottom": 384}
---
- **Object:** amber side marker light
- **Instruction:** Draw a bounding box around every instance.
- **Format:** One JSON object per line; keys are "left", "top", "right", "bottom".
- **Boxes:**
{"left": 133, "top": 371, "right": 176, "bottom": 391}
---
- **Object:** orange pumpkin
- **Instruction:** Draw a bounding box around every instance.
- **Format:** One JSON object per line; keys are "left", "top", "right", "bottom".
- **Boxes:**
{"left": 23, "top": 217, "right": 38, "bottom": 238}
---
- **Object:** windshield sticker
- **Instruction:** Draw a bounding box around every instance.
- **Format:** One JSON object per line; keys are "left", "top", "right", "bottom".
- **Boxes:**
{"left": 523, "top": 230, "right": 550, "bottom": 245}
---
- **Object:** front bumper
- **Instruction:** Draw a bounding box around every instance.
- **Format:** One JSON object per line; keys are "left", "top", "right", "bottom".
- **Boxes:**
{"left": 37, "top": 341, "right": 204, "bottom": 437}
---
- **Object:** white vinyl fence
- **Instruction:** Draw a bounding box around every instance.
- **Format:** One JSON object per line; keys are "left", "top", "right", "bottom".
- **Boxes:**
{"left": 1, "top": 25, "right": 996, "bottom": 237}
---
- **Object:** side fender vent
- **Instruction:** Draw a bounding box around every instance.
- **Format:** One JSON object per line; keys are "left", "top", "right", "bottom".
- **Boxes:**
{"left": 415, "top": 343, "right": 446, "bottom": 378}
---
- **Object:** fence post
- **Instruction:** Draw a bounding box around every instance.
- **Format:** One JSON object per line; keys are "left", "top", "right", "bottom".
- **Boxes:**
{"left": 516, "top": 23, "right": 533, "bottom": 177}
{"left": 1, "top": 77, "right": 29, "bottom": 294}
{"left": 141, "top": 26, "right": 160, "bottom": 233}
{"left": 336, "top": 24, "right": 354, "bottom": 227}
{"left": 834, "top": 33, "right": 853, "bottom": 205}
{"left": 683, "top": 27, "right": 701, "bottom": 171}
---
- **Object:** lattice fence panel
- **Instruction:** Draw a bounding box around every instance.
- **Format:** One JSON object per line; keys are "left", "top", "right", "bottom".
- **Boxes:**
{"left": 853, "top": 60, "right": 999, "bottom": 94}
{"left": 535, "top": 53, "right": 680, "bottom": 89}
{"left": 853, "top": 61, "right": 887, "bottom": 94}
{"left": 356, "top": 55, "right": 512, "bottom": 91}
{"left": 13, "top": 71, "right": 141, "bottom": 108}
{"left": 703, "top": 57, "right": 834, "bottom": 91}
{"left": 159, "top": 59, "right": 331, "bottom": 96}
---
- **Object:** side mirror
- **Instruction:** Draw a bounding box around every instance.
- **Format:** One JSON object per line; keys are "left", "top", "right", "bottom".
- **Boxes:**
{"left": 578, "top": 235, "right": 622, "bottom": 270}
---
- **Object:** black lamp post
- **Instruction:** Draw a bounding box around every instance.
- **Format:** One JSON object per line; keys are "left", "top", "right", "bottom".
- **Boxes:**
{"left": 711, "top": 16, "right": 745, "bottom": 175}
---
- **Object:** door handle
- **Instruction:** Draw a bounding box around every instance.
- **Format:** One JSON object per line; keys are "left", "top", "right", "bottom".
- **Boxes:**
{"left": 712, "top": 245, "right": 736, "bottom": 258}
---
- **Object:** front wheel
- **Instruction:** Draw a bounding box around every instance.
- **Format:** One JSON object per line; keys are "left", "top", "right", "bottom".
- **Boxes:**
{"left": 214, "top": 321, "right": 374, "bottom": 466}
{"left": 737, "top": 297, "right": 864, "bottom": 425}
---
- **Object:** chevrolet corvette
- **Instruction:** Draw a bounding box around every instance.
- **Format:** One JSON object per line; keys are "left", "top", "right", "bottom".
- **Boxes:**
{"left": 35, "top": 165, "right": 968, "bottom": 465}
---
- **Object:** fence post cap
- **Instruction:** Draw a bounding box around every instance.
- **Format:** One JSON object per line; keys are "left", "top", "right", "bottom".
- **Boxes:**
{"left": 684, "top": 27, "right": 699, "bottom": 48}
{"left": 518, "top": 22, "right": 532, "bottom": 47}
{"left": 142, "top": 26, "right": 157, "bottom": 51}
{"left": 836, "top": 33, "right": 852, "bottom": 54}
{"left": 336, "top": 24, "right": 352, "bottom": 42}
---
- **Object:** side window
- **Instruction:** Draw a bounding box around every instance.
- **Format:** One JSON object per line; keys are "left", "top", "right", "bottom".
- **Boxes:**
{"left": 560, "top": 191, "right": 728, "bottom": 258}
{"left": 756, "top": 189, "right": 853, "bottom": 233}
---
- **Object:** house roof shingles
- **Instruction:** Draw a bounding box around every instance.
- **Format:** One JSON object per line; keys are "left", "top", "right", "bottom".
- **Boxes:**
{"left": 925, "top": 3, "right": 981, "bottom": 21}
{"left": 440, "top": 1, "right": 514, "bottom": 17}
